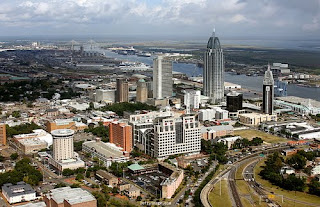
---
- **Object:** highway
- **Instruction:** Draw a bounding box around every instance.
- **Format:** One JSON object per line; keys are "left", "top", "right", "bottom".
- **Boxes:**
{"left": 243, "top": 159, "right": 320, "bottom": 207}
{"left": 200, "top": 145, "right": 290, "bottom": 207}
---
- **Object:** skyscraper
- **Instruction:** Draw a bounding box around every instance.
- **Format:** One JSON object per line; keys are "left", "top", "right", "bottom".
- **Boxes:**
{"left": 262, "top": 64, "right": 274, "bottom": 115}
{"left": 116, "top": 78, "right": 129, "bottom": 102}
{"left": 109, "top": 121, "right": 132, "bottom": 152}
{"left": 203, "top": 29, "right": 224, "bottom": 104}
{"left": 136, "top": 79, "right": 148, "bottom": 103}
{"left": 153, "top": 56, "right": 173, "bottom": 99}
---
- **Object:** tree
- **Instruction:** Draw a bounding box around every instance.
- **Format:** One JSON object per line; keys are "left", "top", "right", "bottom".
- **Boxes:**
{"left": 74, "top": 141, "right": 84, "bottom": 152}
{"left": 309, "top": 178, "right": 320, "bottom": 196}
{"left": 136, "top": 196, "right": 142, "bottom": 201}
{"left": 0, "top": 155, "right": 4, "bottom": 162}
{"left": 76, "top": 173, "right": 84, "bottom": 181}
{"left": 112, "top": 187, "right": 118, "bottom": 194}
{"left": 287, "top": 154, "right": 307, "bottom": 170}
{"left": 11, "top": 111, "right": 21, "bottom": 118}
{"left": 54, "top": 183, "right": 67, "bottom": 188}
{"left": 10, "top": 153, "right": 18, "bottom": 160}
{"left": 62, "top": 169, "right": 74, "bottom": 176}
{"left": 70, "top": 183, "right": 80, "bottom": 188}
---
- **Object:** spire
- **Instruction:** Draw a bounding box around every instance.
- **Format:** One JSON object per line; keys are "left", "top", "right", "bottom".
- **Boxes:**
{"left": 212, "top": 27, "right": 216, "bottom": 38}
{"left": 267, "top": 63, "right": 271, "bottom": 71}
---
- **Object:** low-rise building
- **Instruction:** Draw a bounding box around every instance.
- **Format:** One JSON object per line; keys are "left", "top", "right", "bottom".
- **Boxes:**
{"left": 46, "top": 119, "right": 88, "bottom": 132}
{"left": 239, "top": 113, "right": 277, "bottom": 126}
{"left": 280, "top": 166, "right": 295, "bottom": 175}
{"left": 2, "top": 182, "right": 36, "bottom": 204}
{"left": 201, "top": 125, "right": 234, "bottom": 140}
{"left": 95, "top": 170, "right": 118, "bottom": 187}
{"left": 44, "top": 187, "right": 97, "bottom": 207}
{"left": 214, "top": 136, "right": 242, "bottom": 149}
{"left": 82, "top": 139, "right": 129, "bottom": 167}
{"left": 123, "top": 185, "right": 140, "bottom": 198}
{"left": 160, "top": 162, "right": 184, "bottom": 199}
{"left": 311, "top": 165, "right": 320, "bottom": 175}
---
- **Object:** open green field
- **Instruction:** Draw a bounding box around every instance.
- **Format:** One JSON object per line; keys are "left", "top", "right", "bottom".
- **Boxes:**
{"left": 209, "top": 180, "right": 232, "bottom": 207}
{"left": 254, "top": 159, "right": 320, "bottom": 206}
{"left": 234, "top": 129, "right": 287, "bottom": 144}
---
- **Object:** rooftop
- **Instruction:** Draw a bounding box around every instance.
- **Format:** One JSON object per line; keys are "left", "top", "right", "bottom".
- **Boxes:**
{"left": 17, "top": 202, "right": 46, "bottom": 207}
{"left": 51, "top": 129, "right": 74, "bottom": 137}
{"left": 128, "top": 163, "right": 144, "bottom": 171}
{"left": 46, "top": 187, "right": 96, "bottom": 205}
{"left": 83, "top": 141, "right": 125, "bottom": 158}
{"left": 2, "top": 182, "right": 35, "bottom": 198}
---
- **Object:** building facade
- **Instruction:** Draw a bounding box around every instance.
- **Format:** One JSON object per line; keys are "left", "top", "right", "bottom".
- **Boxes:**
{"left": 153, "top": 56, "right": 173, "bottom": 99}
{"left": 2, "top": 182, "right": 36, "bottom": 204}
{"left": 136, "top": 79, "right": 148, "bottom": 103}
{"left": 0, "top": 123, "right": 6, "bottom": 146}
{"left": 153, "top": 115, "right": 201, "bottom": 158}
{"left": 262, "top": 64, "right": 274, "bottom": 115}
{"left": 116, "top": 78, "right": 129, "bottom": 103}
{"left": 184, "top": 90, "right": 201, "bottom": 113}
{"left": 203, "top": 30, "right": 224, "bottom": 104}
{"left": 226, "top": 91, "right": 243, "bottom": 112}
{"left": 52, "top": 129, "right": 74, "bottom": 161}
{"left": 109, "top": 121, "right": 132, "bottom": 152}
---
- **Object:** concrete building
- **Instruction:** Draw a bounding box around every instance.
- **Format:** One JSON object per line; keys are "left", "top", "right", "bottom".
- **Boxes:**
{"left": 128, "top": 110, "right": 173, "bottom": 148}
{"left": 239, "top": 113, "right": 277, "bottom": 126}
{"left": 153, "top": 56, "right": 173, "bottom": 99}
{"left": 2, "top": 182, "right": 36, "bottom": 204}
{"left": 226, "top": 91, "right": 243, "bottom": 112}
{"left": 214, "top": 136, "right": 242, "bottom": 149}
{"left": 262, "top": 64, "right": 274, "bottom": 115}
{"left": 13, "top": 129, "right": 53, "bottom": 146}
{"left": 203, "top": 29, "right": 224, "bottom": 104}
{"left": 14, "top": 137, "right": 47, "bottom": 155}
{"left": 0, "top": 123, "right": 6, "bottom": 146}
{"left": 198, "top": 108, "right": 229, "bottom": 121}
{"left": 82, "top": 139, "right": 129, "bottom": 167}
{"left": 136, "top": 79, "right": 148, "bottom": 103}
{"left": 44, "top": 187, "right": 97, "bottom": 207}
{"left": 95, "top": 170, "right": 118, "bottom": 187}
{"left": 94, "top": 89, "right": 116, "bottom": 103}
{"left": 109, "top": 121, "right": 132, "bottom": 152}
{"left": 311, "top": 165, "right": 320, "bottom": 175}
{"left": 46, "top": 119, "right": 87, "bottom": 133}
{"left": 116, "top": 78, "right": 129, "bottom": 103}
{"left": 123, "top": 185, "right": 141, "bottom": 198}
{"left": 52, "top": 129, "right": 74, "bottom": 161}
{"left": 160, "top": 163, "right": 184, "bottom": 199}
{"left": 201, "top": 125, "right": 234, "bottom": 140}
{"left": 153, "top": 115, "right": 201, "bottom": 158}
{"left": 184, "top": 90, "right": 201, "bottom": 113}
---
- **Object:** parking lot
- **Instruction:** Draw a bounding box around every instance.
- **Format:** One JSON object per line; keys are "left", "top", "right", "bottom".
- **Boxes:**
{"left": 127, "top": 171, "right": 169, "bottom": 197}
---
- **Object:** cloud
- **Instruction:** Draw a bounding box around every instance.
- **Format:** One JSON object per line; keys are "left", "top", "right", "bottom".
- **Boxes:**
{"left": 0, "top": 0, "right": 319, "bottom": 38}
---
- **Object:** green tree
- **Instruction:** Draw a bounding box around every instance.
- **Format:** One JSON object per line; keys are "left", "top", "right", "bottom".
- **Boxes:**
{"left": 0, "top": 155, "right": 4, "bottom": 162}
{"left": 309, "top": 178, "right": 320, "bottom": 196}
{"left": 10, "top": 153, "right": 18, "bottom": 160}
{"left": 287, "top": 154, "right": 307, "bottom": 170}
{"left": 76, "top": 173, "right": 84, "bottom": 181}
{"left": 62, "top": 169, "right": 74, "bottom": 176}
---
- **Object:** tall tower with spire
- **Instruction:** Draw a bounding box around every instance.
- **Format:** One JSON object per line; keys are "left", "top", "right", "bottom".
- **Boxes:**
{"left": 262, "top": 64, "right": 274, "bottom": 115}
{"left": 203, "top": 29, "right": 224, "bottom": 104}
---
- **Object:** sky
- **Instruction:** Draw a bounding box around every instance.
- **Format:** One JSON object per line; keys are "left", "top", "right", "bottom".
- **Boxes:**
{"left": 0, "top": 0, "right": 320, "bottom": 40}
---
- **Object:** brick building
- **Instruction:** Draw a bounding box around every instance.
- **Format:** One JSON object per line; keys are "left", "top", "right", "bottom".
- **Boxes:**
{"left": 0, "top": 123, "right": 6, "bottom": 145}
{"left": 109, "top": 121, "right": 132, "bottom": 152}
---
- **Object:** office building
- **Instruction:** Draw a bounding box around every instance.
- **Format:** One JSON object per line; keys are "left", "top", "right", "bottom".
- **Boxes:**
{"left": 44, "top": 187, "right": 97, "bottom": 207}
{"left": 82, "top": 139, "right": 129, "bottom": 167}
{"left": 153, "top": 56, "right": 173, "bottom": 99}
{"left": 94, "top": 89, "right": 116, "bottom": 103}
{"left": 184, "top": 90, "right": 201, "bottom": 113}
{"left": 0, "top": 123, "right": 6, "bottom": 145}
{"left": 262, "top": 64, "right": 274, "bottom": 115}
{"left": 46, "top": 119, "right": 87, "bottom": 133}
{"left": 198, "top": 107, "right": 228, "bottom": 121}
{"left": 226, "top": 91, "right": 243, "bottom": 112}
{"left": 52, "top": 129, "right": 74, "bottom": 161}
{"left": 116, "top": 78, "right": 129, "bottom": 102}
{"left": 203, "top": 29, "right": 224, "bottom": 104}
{"left": 239, "top": 113, "right": 277, "bottom": 126}
{"left": 109, "top": 121, "right": 132, "bottom": 152}
{"left": 2, "top": 182, "right": 36, "bottom": 204}
{"left": 153, "top": 115, "right": 201, "bottom": 158}
{"left": 136, "top": 79, "right": 148, "bottom": 103}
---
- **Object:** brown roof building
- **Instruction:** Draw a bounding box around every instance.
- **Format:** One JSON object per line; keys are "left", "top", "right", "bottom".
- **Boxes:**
{"left": 109, "top": 121, "right": 132, "bottom": 152}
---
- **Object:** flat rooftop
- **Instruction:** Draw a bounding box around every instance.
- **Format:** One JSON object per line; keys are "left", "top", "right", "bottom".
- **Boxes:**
{"left": 277, "top": 96, "right": 320, "bottom": 108}
{"left": 46, "top": 187, "right": 96, "bottom": 205}
{"left": 83, "top": 141, "right": 125, "bottom": 157}
{"left": 2, "top": 182, "right": 35, "bottom": 197}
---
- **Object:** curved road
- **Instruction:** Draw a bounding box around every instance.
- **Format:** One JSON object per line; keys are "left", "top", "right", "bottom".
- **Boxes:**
{"left": 200, "top": 146, "right": 290, "bottom": 207}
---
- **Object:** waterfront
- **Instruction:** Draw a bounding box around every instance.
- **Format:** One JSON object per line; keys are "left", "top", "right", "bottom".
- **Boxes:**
{"left": 96, "top": 48, "right": 320, "bottom": 101}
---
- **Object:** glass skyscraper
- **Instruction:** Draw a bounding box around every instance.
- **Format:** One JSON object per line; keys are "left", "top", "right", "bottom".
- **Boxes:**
{"left": 203, "top": 30, "right": 225, "bottom": 104}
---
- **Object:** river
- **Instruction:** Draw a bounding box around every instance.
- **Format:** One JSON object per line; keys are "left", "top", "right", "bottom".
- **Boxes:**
{"left": 92, "top": 48, "right": 320, "bottom": 101}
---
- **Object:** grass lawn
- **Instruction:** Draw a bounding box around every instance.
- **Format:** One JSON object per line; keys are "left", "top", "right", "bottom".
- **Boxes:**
{"left": 209, "top": 180, "right": 232, "bottom": 207}
{"left": 234, "top": 129, "right": 287, "bottom": 144}
{"left": 254, "top": 159, "right": 320, "bottom": 206}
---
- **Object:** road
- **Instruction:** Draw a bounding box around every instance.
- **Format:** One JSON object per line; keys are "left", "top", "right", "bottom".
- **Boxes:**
{"left": 170, "top": 161, "right": 217, "bottom": 207}
{"left": 200, "top": 145, "right": 290, "bottom": 207}
{"left": 228, "top": 164, "right": 243, "bottom": 207}
{"left": 244, "top": 159, "right": 320, "bottom": 207}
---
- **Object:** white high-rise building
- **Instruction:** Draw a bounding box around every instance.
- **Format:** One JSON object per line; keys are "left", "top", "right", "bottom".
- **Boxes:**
{"left": 262, "top": 64, "right": 274, "bottom": 115}
{"left": 153, "top": 115, "right": 201, "bottom": 158}
{"left": 153, "top": 56, "right": 173, "bottom": 99}
{"left": 203, "top": 29, "right": 224, "bottom": 104}
{"left": 52, "top": 129, "right": 74, "bottom": 161}
{"left": 184, "top": 90, "right": 201, "bottom": 113}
